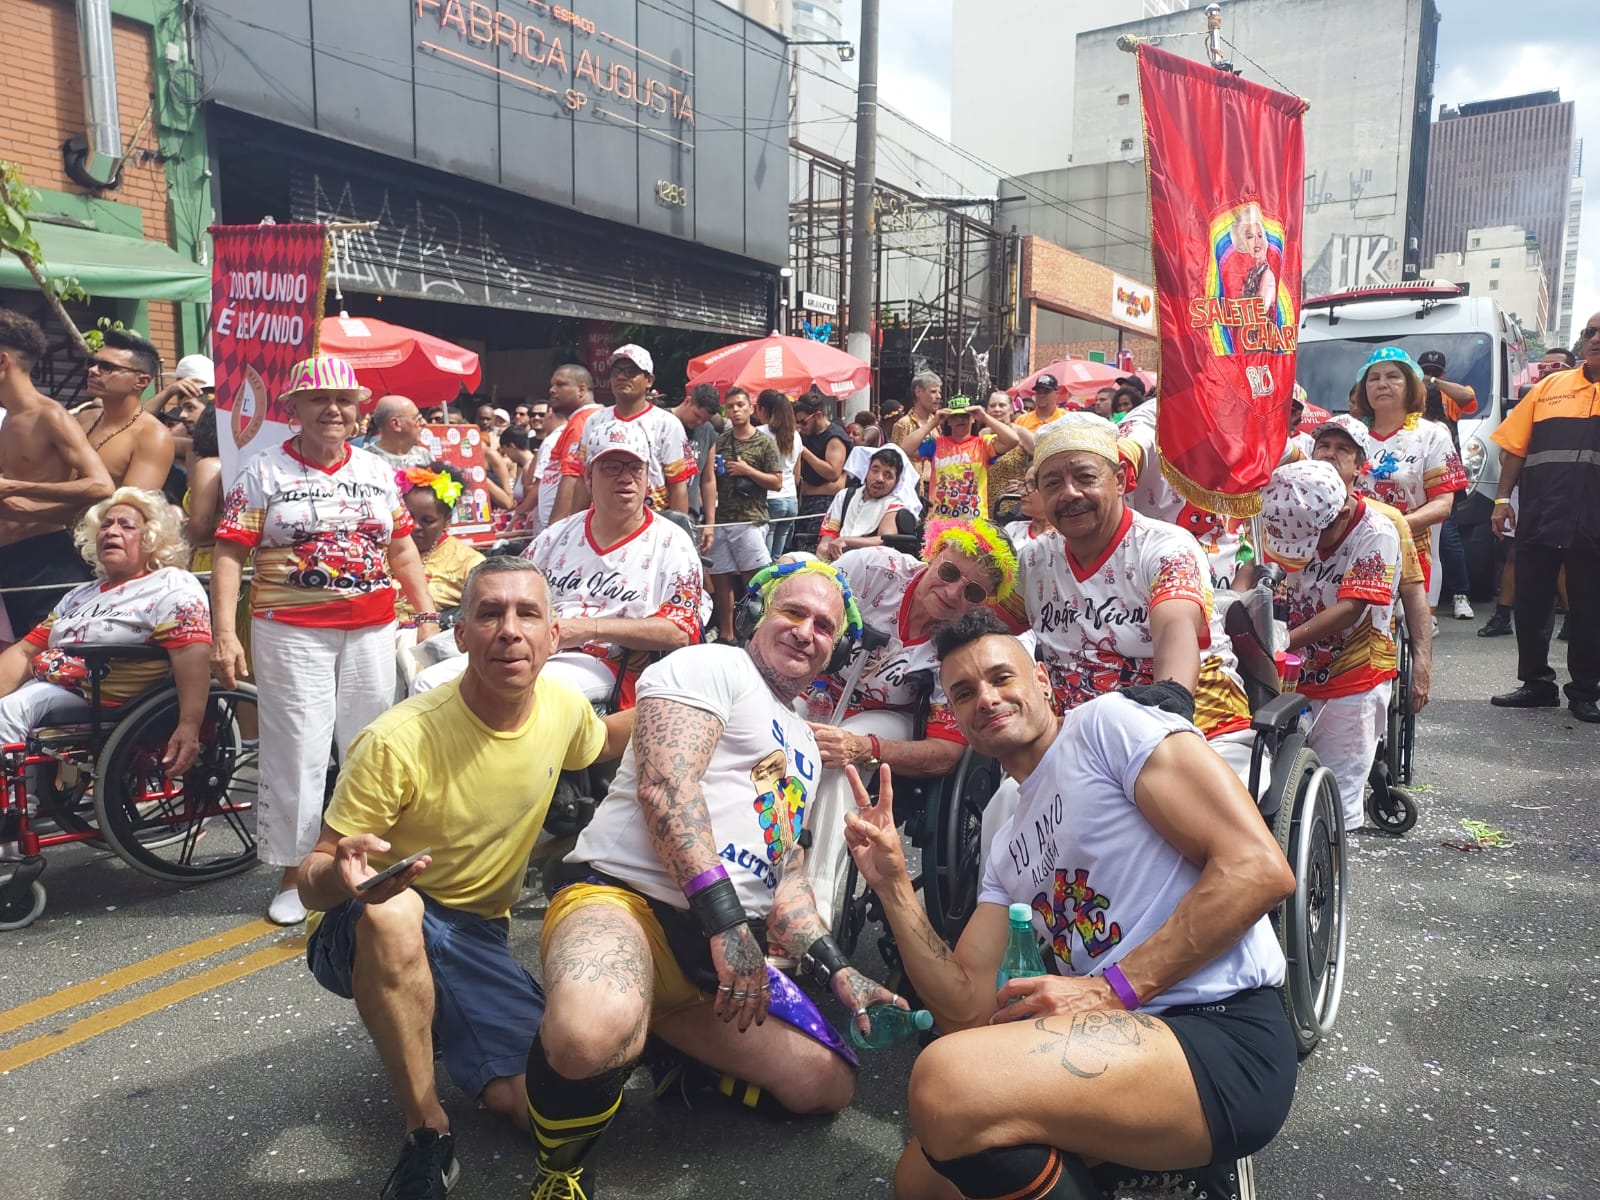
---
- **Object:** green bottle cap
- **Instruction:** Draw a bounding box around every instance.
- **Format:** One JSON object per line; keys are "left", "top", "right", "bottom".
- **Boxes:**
{"left": 913, "top": 1009, "right": 934, "bottom": 1031}
{"left": 1009, "top": 902, "right": 1033, "bottom": 925}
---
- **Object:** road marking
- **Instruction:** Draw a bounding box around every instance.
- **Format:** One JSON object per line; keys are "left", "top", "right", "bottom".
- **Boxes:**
{"left": 0, "top": 938, "right": 304, "bottom": 1075}
{"left": 0, "top": 918, "right": 279, "bottom": 1037}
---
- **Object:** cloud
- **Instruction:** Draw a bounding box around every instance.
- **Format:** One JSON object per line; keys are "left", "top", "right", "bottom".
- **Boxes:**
{"left": 840, "top": 0, "right": 954, "bottom": 135}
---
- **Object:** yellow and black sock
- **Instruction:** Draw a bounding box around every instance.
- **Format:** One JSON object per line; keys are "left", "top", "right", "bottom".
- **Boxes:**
{"left": 524, "top": 1032, "right": 628, "bottom": 1174}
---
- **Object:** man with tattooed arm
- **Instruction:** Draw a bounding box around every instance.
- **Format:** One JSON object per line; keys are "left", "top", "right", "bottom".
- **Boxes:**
{"left": 528, "top": 558, "right": 902, "bottom": 1200}
{"left": 845, "top": 611, "right": 1297, "bottom": 1200}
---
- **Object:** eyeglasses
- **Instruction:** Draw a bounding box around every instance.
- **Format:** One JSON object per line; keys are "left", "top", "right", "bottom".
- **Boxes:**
{"left": 595, "top": 456, "right": 645, "bottom": 477}
{"left": 530, "top": 410, "right": 549, "bottom": 421}
{"left": 1020, "top": 479, "right": 1039, "bottom": 493}
{"left": 1582, "top": 327, "right": 1599, "bottom": 341}
{"left": 87, "top": 358, "right": 141, "bottom": 375}
{"left": 935, "top": 560, "right": 991, "bottom": 605}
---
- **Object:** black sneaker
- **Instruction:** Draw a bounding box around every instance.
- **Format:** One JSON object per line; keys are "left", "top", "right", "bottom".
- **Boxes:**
{"left": 529, "top": 1164, "right": 597, "bottom": 1199}
{"left": 1094, "top": 1155, "right": 1255, "bottom": 1199}
{"left": 1478, "top": 608, "right": 1513, "bottom": 637}
{"left": 380, "top": 1128, "right": 459, "bottom": 1200}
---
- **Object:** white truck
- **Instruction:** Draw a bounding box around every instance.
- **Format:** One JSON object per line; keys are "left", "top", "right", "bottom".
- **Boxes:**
{"left": 1295, "top": 280, "right": 1537, "bottom": 598}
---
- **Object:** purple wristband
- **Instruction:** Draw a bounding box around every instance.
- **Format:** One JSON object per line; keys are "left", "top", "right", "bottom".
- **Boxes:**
{"left": 683, "top": 864, "right": 729, "bottom": 899}
{"left": 1103, "top": 962, "right": 1141, "bottom": 1010}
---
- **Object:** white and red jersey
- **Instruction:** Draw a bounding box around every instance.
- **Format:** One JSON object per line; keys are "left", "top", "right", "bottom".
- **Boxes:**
{"left": 577, "top": 404, "right": 698, "bottom": 511}
{"left": 1018, "top": 508, "right": 1251, "bottom": 738}
{"left": 527, "top": 509, "right": 708, "bottom": 702}
{"left": 1356, "top": 415, "right": 1468, "bottom": 518}
{"left": 1281, "top": 499, "right": 1400, "bottom": 700}
{"left": 825, "top": 547, "right": 965, "bottom": 743}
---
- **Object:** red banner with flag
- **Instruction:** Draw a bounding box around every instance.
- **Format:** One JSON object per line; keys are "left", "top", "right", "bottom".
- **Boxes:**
{"left": 1137, "top": 45, "right": 1307, "bottom": 516}
{"left": 208, "top": 223, "right": 329, "bottom": 487}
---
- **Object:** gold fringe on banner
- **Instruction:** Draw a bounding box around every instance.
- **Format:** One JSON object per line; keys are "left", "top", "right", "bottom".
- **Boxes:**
{"left": 1160, "top": 454, "right": 1264, "bottom": 519}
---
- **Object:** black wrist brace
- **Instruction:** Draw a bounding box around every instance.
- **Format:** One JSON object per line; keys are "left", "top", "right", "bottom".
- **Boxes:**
{"left": 798, "top": 934, "right": 850, "bottom": 988}
{"left": 688, "top": 876, "right": 748, "bottom": 938}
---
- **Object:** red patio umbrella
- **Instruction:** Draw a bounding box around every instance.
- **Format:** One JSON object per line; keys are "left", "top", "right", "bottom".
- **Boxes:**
{"left": 1297, "top": 401, "right": 1333, "bottom": 433}
{"left": 1009, "top": 358, "right": 1129, "bottom": 399}
{"left": 686, "top": 334, "right": 870, "bottom": 399}
{"left": 318, "top": 315, "right": 483, "bottom": 408}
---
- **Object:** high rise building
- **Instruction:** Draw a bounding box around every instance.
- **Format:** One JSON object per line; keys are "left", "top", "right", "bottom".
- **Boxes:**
{"left": 1421, "top": 92, "right": 1576, "bottom": 340}
{"left": 1558, "top": 140, "right": 1584, "bottom": 347}
{"left": 1430, "top": 226, "right": 1550, "bottom": 336}
{"left": 949, "top": 0, "right": 1194, "bottom": 176}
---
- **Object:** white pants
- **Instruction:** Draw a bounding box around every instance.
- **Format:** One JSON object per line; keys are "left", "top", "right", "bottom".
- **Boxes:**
{"left": 807, "top": 709, "right": 914, "bottom": 931}
{"left": 1304, "top": 682, "right": 1391, "bottom": 832}
{"left": 253, "top": 618, "right": 396, "bottom": 868}
{"left": 411, "top": 650, "right": 614, "bottom": 704}
{"left": 0, "top": 680, "right": 91, "bottom": 747}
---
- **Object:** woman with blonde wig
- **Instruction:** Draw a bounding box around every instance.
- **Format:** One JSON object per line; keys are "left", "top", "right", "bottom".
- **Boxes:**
{"left": 0, "top": 487, "right": 212, "bottom": 775}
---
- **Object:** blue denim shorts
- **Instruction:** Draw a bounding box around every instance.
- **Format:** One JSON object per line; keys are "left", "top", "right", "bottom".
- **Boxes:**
{"left": 307, "top": 890, "right": 545, "bottom": 1099}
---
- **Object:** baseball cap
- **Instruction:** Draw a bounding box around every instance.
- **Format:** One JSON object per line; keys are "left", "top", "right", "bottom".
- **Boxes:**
{"left": 491, "top": 407, "right": 511, "bottom": 426}
{"left": 174, "top": 354, "right": 215, "bottom": 388}
{"left": 792, "top": 394, "right": 825, "bottom": 415}
{"left": 1259, "top": 460, "right": 1347, "bottom": 570}
{"left": 588, "top": 417, "right": 651, "bottom": 466}
{"left": 947, "top": 394, "right": 973, "bottom": 413}
{"left": 609, "top": 344, "right": 654, "bottom": 375}
{"left": 1115, "top": 375, "right": 1147, "bottom": 395}
{"left": 1311, "top": 414, "right": 1375, "bottom": 462}
{"left": 1417, "top": 350, "right": 1446, "bottom": 376}
{"left": 1033, "top": 372, "right": 1060, "bottom": 394}
{"left": 1034, "top": 412, "right": 1120, "bottom": 467}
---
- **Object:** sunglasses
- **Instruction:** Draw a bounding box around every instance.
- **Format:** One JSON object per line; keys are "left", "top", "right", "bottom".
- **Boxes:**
{"left": 87, "top": 358, "right": 142, "bottom": 375}
{"left": 935, "top": 560, "right": 991, "bottom": 605}
{"left": 1582, "top": 327, "right": 1599, "bottom": 341}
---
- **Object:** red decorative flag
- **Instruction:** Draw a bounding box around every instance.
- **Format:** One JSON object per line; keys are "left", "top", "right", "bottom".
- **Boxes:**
{"left": 1137, "top": 45, "right": 1307, "bottom": 516}
{"left": 208, "top": 223, "right": 329, "bottom": 487}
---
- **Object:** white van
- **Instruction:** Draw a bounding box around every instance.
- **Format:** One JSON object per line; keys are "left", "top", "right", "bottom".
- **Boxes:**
{"left": 1296, "top": 281, "right": 1536, "bottom": 597}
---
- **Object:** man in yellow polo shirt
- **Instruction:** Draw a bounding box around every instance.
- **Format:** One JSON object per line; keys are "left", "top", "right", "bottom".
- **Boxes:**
{"left": 296, "top": 558, "right": 631, "bottom": 1198}
{"left": 1489, "top": 310, "right": 1600, "bottom": 723}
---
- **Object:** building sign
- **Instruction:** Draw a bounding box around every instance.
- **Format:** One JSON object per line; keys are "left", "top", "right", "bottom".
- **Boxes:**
{"left": 199, "top": 0, "right": 789, "bottom": 266}
{"left": 801, "top": 292, "right": 838, "bottom": 316}
{"left": 1111, "top": 274, "right": 1155, "bottom": 332}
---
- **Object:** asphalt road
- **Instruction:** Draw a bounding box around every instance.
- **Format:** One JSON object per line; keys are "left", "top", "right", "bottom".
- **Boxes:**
{"left": 3, "top": 615, "right": 1597, "bottom": 1199}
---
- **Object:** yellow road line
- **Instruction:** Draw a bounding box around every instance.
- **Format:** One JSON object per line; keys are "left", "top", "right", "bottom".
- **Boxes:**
{"left": 0, "top": 938, "right": 305, "bottom": 1075}
{"left": 0, "top": 917, "right": 279, "bottom": 1037}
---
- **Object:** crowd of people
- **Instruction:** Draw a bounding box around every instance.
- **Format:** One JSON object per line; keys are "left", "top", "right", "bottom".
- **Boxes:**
{"left": 2, "top": 299, "right": 1598, "bottom": 1200}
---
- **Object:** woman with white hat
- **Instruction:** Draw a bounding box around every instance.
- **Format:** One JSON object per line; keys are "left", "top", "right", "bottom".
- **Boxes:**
{"left": 210, "top": 355, "right": 439, "bottom": 924}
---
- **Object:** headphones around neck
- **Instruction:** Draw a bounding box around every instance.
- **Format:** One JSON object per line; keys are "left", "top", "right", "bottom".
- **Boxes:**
{"left": 734, "top": 558, "right": 864, "bottom": 678}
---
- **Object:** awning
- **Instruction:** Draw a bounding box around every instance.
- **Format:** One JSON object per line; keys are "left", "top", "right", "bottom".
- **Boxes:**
{"left": 0, "top": 223, "right": 210, "bottom": 303}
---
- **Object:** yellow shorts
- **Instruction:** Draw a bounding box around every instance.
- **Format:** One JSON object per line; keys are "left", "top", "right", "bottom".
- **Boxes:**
{"left": 540, "top": 882, "right": 712, "bottom": 1019}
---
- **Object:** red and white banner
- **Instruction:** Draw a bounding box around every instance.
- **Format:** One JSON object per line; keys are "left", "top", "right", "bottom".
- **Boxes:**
{"left": 1137, "top": 45, "right": 1307, "bottom": 516}
{"left": 208, "top": 224, "right": 329, "bottom": 487}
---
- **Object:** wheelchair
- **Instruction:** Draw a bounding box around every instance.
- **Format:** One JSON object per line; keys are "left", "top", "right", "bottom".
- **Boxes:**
{"left": 1225, "top": 577, "right": 1349, "bottom": 1056}
{"left": 1366, "top": 617, "right": 1419, "bottom": 834}
{"left": 0, "top": 643, "right": 260, "bottom": 930}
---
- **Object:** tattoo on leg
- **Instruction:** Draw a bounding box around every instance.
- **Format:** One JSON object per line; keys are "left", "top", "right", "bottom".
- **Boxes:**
{"left": 545, "top": 921, "right": 650, "bottom": 999}
{"left": 1028, "top": 1010, "right": 1163, "bottom": 1079}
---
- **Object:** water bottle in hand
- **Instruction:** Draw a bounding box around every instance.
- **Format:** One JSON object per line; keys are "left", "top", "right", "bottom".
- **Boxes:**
{"left": 807, "top": 680, "right": 834, "bottom": 721}
{"left": 998, "top": 902, "right": 1048, "bottom": 995}
{"left": 849, "top": 1003, "right": 934, "bottom": 1049}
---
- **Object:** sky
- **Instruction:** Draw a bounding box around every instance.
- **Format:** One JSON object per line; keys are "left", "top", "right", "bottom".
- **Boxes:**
{"left": 839, "top": 0, "right": 1597, "bottom": 342}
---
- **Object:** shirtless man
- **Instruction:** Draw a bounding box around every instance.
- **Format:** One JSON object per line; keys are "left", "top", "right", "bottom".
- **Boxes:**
{"left": 76, "top": 329, "right": 174, "bottom": 491}
{"left": 0, "top": 311, "right": 115, "bottom": 638}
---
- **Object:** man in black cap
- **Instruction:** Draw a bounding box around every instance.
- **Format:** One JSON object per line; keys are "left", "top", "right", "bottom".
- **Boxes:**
{"left": 1016, "top": 373, "right": 1065, "bottom": 435}
{"left": 794, "top": 395, "right": 851, "bottom": 549}
{"left": 1419, "top": 349, "right": 1480, "bottom": 621}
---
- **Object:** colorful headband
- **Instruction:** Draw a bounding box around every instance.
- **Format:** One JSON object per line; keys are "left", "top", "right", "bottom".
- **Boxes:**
{"left": 746, "top": 557, "right": 864, "bottom": 645}
{"left": 396, "top": 467, "right": 462, "bottom": 508}
{"left": 921, "top": 517, "right": 1020, "bottom": 603}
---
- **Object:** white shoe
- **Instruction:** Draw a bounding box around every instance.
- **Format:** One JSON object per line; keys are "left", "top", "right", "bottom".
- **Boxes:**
{"left": 267, "top": 887, "right": 307, "bottom": 925}
{"left": 1452, "top": 594, "right": 1474, "bottom": 619}
{"left": 1431, "top": 615, "right": 1439, "bottom": 636}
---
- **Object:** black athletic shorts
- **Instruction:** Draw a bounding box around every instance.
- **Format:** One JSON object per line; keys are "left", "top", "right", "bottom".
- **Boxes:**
{"left": 1162, "top": 985, "right": 1298, "bottom": 1161}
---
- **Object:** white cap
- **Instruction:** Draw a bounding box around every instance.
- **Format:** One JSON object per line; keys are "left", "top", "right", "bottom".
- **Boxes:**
{"left": 587, "top": 417, "right": 652, "bottom": 466}
{"left": 174, "top": 354, "right": 215, "bottom": 388}
{"left": 492, "top": 407, "right": 511, "bottom": 426}
{"left": 609, "top": 344, "right": 654, "bottom": 375}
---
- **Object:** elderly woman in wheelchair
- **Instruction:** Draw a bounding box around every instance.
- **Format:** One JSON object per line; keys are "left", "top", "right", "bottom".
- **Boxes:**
{"left": 0, "top": 487, "right": 210, "bottom": 769}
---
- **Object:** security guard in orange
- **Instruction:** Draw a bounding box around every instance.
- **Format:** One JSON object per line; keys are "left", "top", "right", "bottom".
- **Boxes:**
{"left": 1489, "top": 313, "right": 1600, "bottom": 723}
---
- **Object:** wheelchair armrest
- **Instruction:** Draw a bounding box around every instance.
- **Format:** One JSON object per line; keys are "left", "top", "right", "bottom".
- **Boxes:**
{"left": 859, "top": 622, "right": 892, "bottom": 654}
{"left": 1251, "top": 690, "right": 1308, "bottom": 736}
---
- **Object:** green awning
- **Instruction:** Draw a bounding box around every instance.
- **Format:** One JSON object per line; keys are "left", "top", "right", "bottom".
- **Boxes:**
{"left": 0, "top": 222, "right": 210, "bottom": 303}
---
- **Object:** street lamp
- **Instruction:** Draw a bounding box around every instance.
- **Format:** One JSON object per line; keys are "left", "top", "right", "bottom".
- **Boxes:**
{"left": 789, "top": 39, "right": 856, "bottom": 62}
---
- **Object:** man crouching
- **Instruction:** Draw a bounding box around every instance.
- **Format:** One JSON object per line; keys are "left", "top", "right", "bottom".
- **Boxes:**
{"left": 847, "top": 611, "right": 1297, "bottom": 1200}
{"left": 527, "top": 558, "right": 903, "bottom": 1199}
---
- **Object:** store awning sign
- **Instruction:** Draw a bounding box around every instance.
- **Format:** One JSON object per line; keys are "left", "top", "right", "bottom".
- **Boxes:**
{"left": 208, "top": 223, "right": 330, "bottom": 489}
{"left": 1112, "top": 274, "right": 1155, "bottom": 332}
{"left": 1137, "top": 43, "right": 1307, "bottom": 517}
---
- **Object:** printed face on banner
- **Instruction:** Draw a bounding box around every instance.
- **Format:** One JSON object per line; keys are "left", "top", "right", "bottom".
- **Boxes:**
{"left": 1190, "top": 200, "right": 1298, "bottom": 369}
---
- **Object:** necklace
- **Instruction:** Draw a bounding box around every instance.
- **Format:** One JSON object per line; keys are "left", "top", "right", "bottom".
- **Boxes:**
{"left": 87, "top": 408, "right": 142, "bottom": 451}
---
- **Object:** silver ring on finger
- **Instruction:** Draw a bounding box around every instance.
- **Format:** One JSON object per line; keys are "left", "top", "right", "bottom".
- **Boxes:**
{"left": 731, "top": 990, "right": 749, "bottom": 1000}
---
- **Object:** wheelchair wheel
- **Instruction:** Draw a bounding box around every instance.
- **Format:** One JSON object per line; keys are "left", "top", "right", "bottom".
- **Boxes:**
{"left": 923, "top": 751, "right": 1002, "bottom": 945}
{"left": 1388, "top": 623, "right": 1415, "bottom": 786}
{"left": 1368, "top": 785, "right": 1418, "bottom": 834}
{"left": 92, "top": 683, "right": 259, "bottom": 883}
{"left": 1274, "top": 747, "right": 1348, "bottom": 1056}
{"left": 0, "top": 880, "right": 46, "bottom": 930}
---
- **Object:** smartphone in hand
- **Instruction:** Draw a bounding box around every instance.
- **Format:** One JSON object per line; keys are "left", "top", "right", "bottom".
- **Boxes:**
{"left": 356, "top": 848, "right": 432, "bottom": 893}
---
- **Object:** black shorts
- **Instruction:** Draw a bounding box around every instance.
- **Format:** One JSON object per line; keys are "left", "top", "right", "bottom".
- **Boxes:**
{"left": 0, "top": 531, "right": 94, "bottom": 636}
{"left": 1162, "top": 986, "right": 1298, "bottom": 1161}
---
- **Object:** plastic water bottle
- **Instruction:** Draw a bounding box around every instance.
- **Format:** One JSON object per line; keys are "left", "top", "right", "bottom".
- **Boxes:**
{"left": 848, "top": 1003, "right": 934, "bottom": 1049}
{"left": 997, "top": 902, "right": 1048, "bottom": 993}
{"left": 806, "top": 680, "right": 834, "bottom": 721}
{"left": 715, "top": 453, "right": 726, "bottom": 476}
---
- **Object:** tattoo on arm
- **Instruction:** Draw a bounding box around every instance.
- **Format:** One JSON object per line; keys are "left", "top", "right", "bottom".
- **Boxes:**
{"left": 769, "top": 842, "right": 828, "bottom": 955}
{"left": 632, "top": 698, "right": 726, "bottom": 888}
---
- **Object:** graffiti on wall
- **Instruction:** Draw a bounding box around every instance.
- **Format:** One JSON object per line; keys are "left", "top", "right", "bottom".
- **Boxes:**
{"left": 1303, "top": 232, "right": 1397, "bottom": 296}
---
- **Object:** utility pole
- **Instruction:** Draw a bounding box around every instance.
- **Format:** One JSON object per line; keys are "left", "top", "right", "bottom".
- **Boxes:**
{"left": 845, "top": 0, "right": 880, "bottom": 411}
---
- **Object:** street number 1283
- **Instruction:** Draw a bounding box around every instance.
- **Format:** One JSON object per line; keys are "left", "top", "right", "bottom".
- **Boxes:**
{"left": 655, "top": 180, "right": 688, "bottom": 207}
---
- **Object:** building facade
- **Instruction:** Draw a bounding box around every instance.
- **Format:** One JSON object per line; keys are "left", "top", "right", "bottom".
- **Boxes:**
{"left": 1558, "top": 141, "right": 1584, "bottom": 346}
{"left": 1421, "top": 91, "right": 1577, "bottom": 344}
{"left": 1429, "top": 226, "right": 1551, "bottom": 337}
{"left": 1002, "top": 0, "right": 1439, "bottom": 297}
